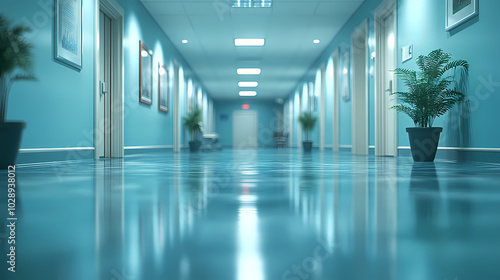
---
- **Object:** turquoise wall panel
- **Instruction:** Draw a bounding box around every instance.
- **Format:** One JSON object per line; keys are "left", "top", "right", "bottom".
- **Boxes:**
{"left": 398, "top": 0, "right": 500, "bottom": 148}
{"left": 5, "top": 1, "right": 96, "bottom": 149}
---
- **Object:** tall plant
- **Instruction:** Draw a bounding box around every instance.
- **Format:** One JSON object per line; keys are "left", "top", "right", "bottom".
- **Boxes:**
{"left": 298, "top": 111, "right": 317, "bottom": 141}
{"left": 183, "top": 106, "right": 202, "bottom": 141}
{"left": 0, "top": 15, "right": 36, "bottom": 122}
{"left": 391, "top": 49, "right": 469, "bottom": 127}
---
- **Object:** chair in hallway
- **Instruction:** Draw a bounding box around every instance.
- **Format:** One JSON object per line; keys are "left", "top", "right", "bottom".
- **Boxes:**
{"left": 274, "top": 131, "right": 288, "bottom": 149}
{"left": 199, "top": 122, "right": 221, "bottom": 151}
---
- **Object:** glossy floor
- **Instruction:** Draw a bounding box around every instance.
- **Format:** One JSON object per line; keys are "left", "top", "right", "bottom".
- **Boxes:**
{"left": 1, "top": 149, "right": 500, "bottom": 280}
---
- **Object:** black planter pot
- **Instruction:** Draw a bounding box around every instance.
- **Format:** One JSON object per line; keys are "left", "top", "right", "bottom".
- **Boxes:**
{"left": 189, "top": 140, "right": 201, "bottom": 152}
{"left": 302, "top": 141, "right": 313, "bottom": 152}
{"left": 0, "top": 122, "right": 26, "bottom": 169}
{"left": 406, "top": 127, "right": 443, "bottom": 162}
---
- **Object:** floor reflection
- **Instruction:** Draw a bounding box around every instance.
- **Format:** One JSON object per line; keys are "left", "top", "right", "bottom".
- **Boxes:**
{"left": 3, "top": 150, "right": 500, "bottom": 280}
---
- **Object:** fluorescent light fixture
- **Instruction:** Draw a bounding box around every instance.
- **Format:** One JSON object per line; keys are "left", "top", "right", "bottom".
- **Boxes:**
{"left": 238, "top": 81, "right": 258, "bottom": 87}
{"left": 313, "top": 39, "right": 320, "bottom": 44}
{"left": 237, "top": 68, "right": 261, "bottom": 75}
{"left": 182, "top": 39, "right": 188, "bottom": 44}
{"left": 232, "top": 0, "right": 272, "bottom": 8}
{"left": 234, "top": 38, "right": 265, "bottom": 46}
{"left": 239, "top": 91, "right": 257, "bottom": 97}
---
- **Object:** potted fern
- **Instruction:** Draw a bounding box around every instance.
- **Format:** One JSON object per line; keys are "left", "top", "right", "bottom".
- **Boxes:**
{"left": 0, "top": 15, "right": 36, "bottom": 169}
{"left": 298, "top": 111, "right": 317, "bottom": 152}
{"left": 183, "top": 106, "right": 202, "bottom": 152}
{"left": 391, "top": 49, "right": 469, "bottom": 162}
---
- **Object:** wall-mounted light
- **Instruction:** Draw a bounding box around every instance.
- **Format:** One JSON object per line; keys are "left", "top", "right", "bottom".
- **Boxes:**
{"left": 242, "top": 104, "right": 250, "bottom": 109}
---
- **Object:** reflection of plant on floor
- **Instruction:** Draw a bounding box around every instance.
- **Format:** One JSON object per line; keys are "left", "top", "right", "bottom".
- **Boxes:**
{"left": 391, "top": 49, "right": 469, "bottom": 127}
{"left": 0, "top": 14, "right": 37, "bottom": 122}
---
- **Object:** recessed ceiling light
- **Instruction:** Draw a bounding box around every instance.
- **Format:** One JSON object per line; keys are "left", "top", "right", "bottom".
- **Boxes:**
{"left": 234, "top": 38, "right": 265, "bottom": 46}
{"left": 237, "top": 68, "right": 261, "bottom": 75}
{"left": 238, "top": 81, "right": 259, "bottom": 87}
{"left": 182, "top": 39, "right": 188, "bottom": 44}
{"left": 313, "top": 39, "right": 320, "bottom": 44}
{"left": 232, "top": 0, "right": 272, "bottom": 8}
{"left": 239, "top": 91, "right": 257, "bottom": 96}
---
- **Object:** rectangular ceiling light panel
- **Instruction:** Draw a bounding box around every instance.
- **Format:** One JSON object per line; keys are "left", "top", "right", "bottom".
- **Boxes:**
{"left": 237, "top": 68, "right": 261, "bottom": 75}
{"left": 232, "top": 0, "right": 272, "bottom": 8}
{"left": 234, "top": 38, "right": 265, "bottom": 46}
{"left": 239, "top": 91, "right": 257, "bottom": 96}
{"left": 238, "top": 81, "right": 259, "bottom": 87}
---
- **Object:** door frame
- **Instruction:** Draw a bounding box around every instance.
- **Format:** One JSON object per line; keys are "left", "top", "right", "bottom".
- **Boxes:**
{"left": 94, "top": 0, "right": 124, "bottom": 158}
{"left": 351, "top": 20, "right": 369, "bottom": 155}
{"left": 173, "top": 60, "right": 180, "bottom": 152}
{"left": 375, "top": 0, "right": 398, "bottom": 157}
{"left": 331, "top": 49, "right": 340, "bottom": 152}
{"left": 319, "top": 64, "right": 326, "bottom": 151}
{"left": 233, "top": 110, "right": 258, "bottom": 148}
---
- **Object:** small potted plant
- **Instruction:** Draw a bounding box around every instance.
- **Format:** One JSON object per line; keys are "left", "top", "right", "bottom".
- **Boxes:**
{"left": 183, "top": 106, "right": 202, "bottom": 152}
{"left": 391, "top": 49, "right": 469, "bottom": 162}
{"left": 298, "top": 111, "right": 317, "bottom": 152}
{"left": 0, "top": 15, "right": 36, "bottom": 169}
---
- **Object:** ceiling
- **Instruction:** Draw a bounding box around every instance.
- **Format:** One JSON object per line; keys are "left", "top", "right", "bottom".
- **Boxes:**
{"left": 139, "top": 0, "right": 365, "bottom": 100}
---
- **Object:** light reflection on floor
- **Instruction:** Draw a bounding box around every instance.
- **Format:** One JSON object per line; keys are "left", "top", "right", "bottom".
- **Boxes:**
{"left": 1, "top": 149, "right": 500, "bottom": 280}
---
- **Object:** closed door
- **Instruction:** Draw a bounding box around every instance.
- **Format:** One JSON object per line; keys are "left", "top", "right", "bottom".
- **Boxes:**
{"left": 351, "top": 21, "right": 369, "bottom": 155}
{"left": 97, "top": 11, "right": 112, "bottom": 158}
{"left": 375, "top": 0, "right": 398, "bottom": 157}
{"left": 233, "top": 111, "right": 257, "bottom": 148}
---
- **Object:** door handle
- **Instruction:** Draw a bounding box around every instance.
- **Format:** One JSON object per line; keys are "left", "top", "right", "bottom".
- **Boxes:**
{"left": 386, "top": 80, "right": 392, "bottom": 93}
{"left": 101, "top": 81, "right": 107, "bottom": 95}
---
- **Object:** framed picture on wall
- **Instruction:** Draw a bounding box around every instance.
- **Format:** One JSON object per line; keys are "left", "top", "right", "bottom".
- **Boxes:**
{"left": 139, "top": 41, "right": 153, "bottom": 105}
{"left": 158, "top": 62, "right": 169, "bottom": 113}
{"left": 55, "top": 0, "right": 83, "bottom": 70}
{"left": 341, "top": 48, "right": 350, "bottom": 101}
{"left": 445, "top": 0, "right": 478, "bottom": 31}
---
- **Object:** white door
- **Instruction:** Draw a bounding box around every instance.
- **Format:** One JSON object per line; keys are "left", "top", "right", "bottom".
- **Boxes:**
{"left": 375, "top": 0, "right": 398, "bottom": 157}
{"left": 351, "top": 21, "right": 369, "bottom": 155}
{"left": 233, "top": 111, "right": 258, "bottom": 149}
{"left": 97, "top": 11, "right": 112, "bottom": 158}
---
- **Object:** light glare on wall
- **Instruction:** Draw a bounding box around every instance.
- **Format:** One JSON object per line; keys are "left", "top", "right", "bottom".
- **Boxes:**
{"left": 237, "top": 68, "right": 261, "bottom": 75}
{"left": 239, "top": 91, "right": 257, "bottom": 96}
{"left": 234, "top": 38, "right": 265, "bottom": 46}
{"left": 238, "top": 81, "right": 258, "bottom": 87}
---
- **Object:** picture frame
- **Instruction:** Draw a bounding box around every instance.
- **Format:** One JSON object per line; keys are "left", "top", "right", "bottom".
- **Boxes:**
{"left": 139, "top": 40, "right": 153, "bottom": 105}
{"left": 341, "top": 48, "right": 350, "bottom": 101}
{"left": 158, "top": 62, "right": 170, "bottom": 113}
{"left": 55, "top": 0, "right": 83, "bottom": 70}
{"left": 445, "top": 0, "right": 478, "bottom": 31}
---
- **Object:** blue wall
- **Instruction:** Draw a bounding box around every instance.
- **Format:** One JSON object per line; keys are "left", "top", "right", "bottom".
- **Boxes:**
{"left": 6, "top": 1, "right": 96, "bottom": 149}
{"left": 287, "top": 0, "right": 500, "bottom": 153}
{"left": 398, "top": 0, "right": 500, "bottom": 148}
{"left": 5, "top": 0, "right": 211, "bottom": 159}
{"left": 285, "top": 0, "right": 384, "bottom": 149}
{"left": 214, "top": 100, "right": 282, "bottom": 148}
